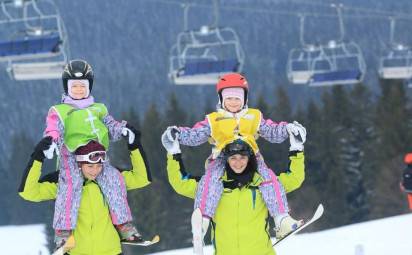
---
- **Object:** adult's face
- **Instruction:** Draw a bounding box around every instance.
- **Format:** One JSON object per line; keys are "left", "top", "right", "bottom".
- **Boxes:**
{"left": 227, "top": 154, "right": 249, "bottom": 174}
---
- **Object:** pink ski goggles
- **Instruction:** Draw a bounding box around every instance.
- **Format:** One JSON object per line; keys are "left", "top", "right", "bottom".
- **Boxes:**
{"left": 75, "top": 151, "right": 107, "bottom": 164}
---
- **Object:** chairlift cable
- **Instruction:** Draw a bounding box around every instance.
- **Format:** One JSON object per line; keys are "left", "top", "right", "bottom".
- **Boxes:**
{"left": 143, "top": 0, "right": 412, "bottom": 21}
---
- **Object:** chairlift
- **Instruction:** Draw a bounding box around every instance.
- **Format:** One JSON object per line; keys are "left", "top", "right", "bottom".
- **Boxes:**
{"left": 309, "top": 40, "right": 366, "bottom": 87}
{"left": 0, "top": 0, "right": 69, "bottom": 80}
{"left": 308, "top": 4, "right": 366, "bottom": 87}
{"left": 287, "top": 15, "right": 321, "bottom": 84}
{"left": 168, "top": 0, "right": 245, "bottom": 85}
{"left": 378, "top": 18, "right": 412, "bottom": 79}
{"left": 287, "top": 5, "right": 366, "bottom": 87}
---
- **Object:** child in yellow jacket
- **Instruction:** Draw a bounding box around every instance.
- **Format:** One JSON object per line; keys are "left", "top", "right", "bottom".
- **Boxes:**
{"left": 162, "top": 73, "right": 306, "bottom": 253}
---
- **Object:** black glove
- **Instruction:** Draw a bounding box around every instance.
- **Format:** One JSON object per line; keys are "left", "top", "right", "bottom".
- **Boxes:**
{"left": 125, "top": 124, "right": 141, "bottom": 151}
{"left": 31, "top": 136, "right": 53, "bottom": 162}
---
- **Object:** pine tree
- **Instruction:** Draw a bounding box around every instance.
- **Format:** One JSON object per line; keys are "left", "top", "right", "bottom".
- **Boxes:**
{"left": 287, "top": 98, "right": 323, "bottom": 224}
{"left": 316, "top": 86, "right": 351, "bottom": 227}
{"left": 369, "top": 79, "right": 411, "bottom": 218}
{"left": 341, "top": 83, "right": 374, "bottom": 223}
{"left": 164, "top": 92, "right": 188, "bottom": 126}
{"left": 260, "top": 86, "right": 292, "bottom": 172}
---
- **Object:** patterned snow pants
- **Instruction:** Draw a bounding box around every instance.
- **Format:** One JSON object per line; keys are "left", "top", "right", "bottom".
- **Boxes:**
{"left": 194, "top": 152, "right": 289, "bottom": 218}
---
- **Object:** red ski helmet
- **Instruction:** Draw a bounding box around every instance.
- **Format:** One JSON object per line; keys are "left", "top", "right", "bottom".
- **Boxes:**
{"left": 216, "top": 73, "right": 249, "bottom": 105}
{"left": 404, "top": 153, "right": 412, "bottom": 165}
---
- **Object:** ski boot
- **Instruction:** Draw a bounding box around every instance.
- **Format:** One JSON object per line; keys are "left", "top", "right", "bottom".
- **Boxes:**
{"left": 117, "top": 222, "right": 160, "bottom": 246}
{"left": 192, "top": 208, "right": 210, "bottom": 255}
{"left": 52, "top": 233, "right": 75, "bottom": 255}
{"left": 274, "top": 214, "right": 304, "bottom": 239}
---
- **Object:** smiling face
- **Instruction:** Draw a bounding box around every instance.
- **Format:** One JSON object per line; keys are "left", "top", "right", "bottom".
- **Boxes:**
{"left": 80, "top": 163, "right": 103, "bottom": 180}
{"left": 69, "top": 80, "right": 88, "bottom": 99}
{"left": 223, "top": 97, "right": 243, "bottom": 113}
{"left": 227, "top": 154, "right": 249, "bottom": 174}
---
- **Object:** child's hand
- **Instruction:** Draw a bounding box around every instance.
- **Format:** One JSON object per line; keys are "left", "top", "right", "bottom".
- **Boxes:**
{"left": 288, "top": 121, "right": 306, "bottom": 151}
{"left": 161, "top": 129, "right": 181, "bottom": 155}
{"left": 166, "top": 126, "right": 180, "bottom": 141}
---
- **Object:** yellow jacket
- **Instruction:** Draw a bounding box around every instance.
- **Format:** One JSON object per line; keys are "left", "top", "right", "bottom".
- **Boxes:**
{"left": 207, "top": 108, "right": 261, "bottom": 156}
{"left": 167, "top": 152, "right": 305, "bottom": 255}
{"left": 19, "top": 149, "right": 151, "bottom": 255}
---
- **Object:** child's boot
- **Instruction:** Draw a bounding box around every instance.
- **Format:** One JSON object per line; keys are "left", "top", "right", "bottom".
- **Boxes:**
{"left": 192, "top": 208, "right": 210, "bottom": 255}
{"left": 274, "top": 214, "right": 304, "bottom": 239}
{"left": 54, "top": 230, "right": 75, "bottom": 254}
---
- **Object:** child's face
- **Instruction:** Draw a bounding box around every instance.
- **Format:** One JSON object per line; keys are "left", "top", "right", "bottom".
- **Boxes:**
{"left": 70, "top": 81, "right": 88, "bottom": 99}
{"left": 224, "top": 97, "right": 243, "bottom": 113}
{"left": 81, "top": 163, "right": 103, "bottom": 180}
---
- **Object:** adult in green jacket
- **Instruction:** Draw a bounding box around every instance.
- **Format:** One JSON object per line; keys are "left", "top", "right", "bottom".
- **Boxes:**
{"left": 18, "top": 126, "right": 151, "bottom": 255}
{"left": 162, "top": 126, "right": 307, "bottom": 255}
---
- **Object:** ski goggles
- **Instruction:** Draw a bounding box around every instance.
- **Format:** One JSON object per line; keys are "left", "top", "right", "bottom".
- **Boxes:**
{"left": 75, "top": 151, "right": 107, "bottom": 163}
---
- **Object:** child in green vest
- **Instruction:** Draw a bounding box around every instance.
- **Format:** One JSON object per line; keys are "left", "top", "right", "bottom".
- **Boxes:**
{"left": 43, "top": 60, "right": 147, "bottom": 251}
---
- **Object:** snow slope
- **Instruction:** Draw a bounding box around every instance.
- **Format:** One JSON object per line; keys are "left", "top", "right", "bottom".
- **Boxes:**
{"left": 1, "top": 214, "right": 411, "bottom": 255}
{"left": 0, "top": 224, "right": 49, "bottom": 255}
{"left": 150, "top": 213, "right": 412, "bottom": 255}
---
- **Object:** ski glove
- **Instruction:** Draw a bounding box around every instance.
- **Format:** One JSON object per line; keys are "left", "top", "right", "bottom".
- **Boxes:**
{"left": 165, "top": 126, "right": 180, "bottom": 142}
{"left": 122, "top": 124, "right": 141, "bottom": 151}
{"left": 287, "top": 121, "right": 306, "bottom": 151}
{"left": 161, "top": 129, "right": 181, "bottom": 155}
{"left": 32, "top": 136, "right": 53, "bottom": 162}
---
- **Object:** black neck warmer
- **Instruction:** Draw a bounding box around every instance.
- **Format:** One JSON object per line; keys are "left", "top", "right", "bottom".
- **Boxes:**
{"left": 224, "top": 154, "right": 257, "bottom": 189}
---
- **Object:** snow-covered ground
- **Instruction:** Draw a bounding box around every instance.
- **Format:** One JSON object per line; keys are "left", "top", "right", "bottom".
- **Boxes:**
{"left": 1, "top": 213, "right": 411, "bottom": 255}
{"left": 0, "top": 224, "right": 49, "bottom": 255}
{"left": 150, "top": 213, "right": 412, "bottom": 255}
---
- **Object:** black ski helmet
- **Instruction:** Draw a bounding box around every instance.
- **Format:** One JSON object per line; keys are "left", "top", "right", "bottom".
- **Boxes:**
{"left": 62, "top": 59, "right": 94, "bottom": 95}
{"left": 222, "top": 139, "right": 253, "bottom": 158}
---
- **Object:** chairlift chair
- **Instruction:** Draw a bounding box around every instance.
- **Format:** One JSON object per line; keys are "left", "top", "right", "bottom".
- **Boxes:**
{"left": 287, "top": 44, "right": 321, "bottom": 84}
{"left": 309, "top": 41, "right": 366, "bottom": 87}
{"left": 379, "top": 18, "right": 412, "bottom": 80}
{"left": 288, "top": 5, "right": 366, "bottom": 87}
{"left": 169, "top": 26, "right": 244, "bottom": 85}
{"left": 0, "top": 0, "right": 69, "bottom": 80}
{"left": 168, "top": 1, "right": 244, "bottom": 85}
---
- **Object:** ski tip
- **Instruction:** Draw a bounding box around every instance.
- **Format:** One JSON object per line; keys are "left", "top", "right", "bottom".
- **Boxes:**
{"left": 151, "top": 235, "right": 160, "bottom": 244}
{"left": 317, "top": 204, "right": 324, "bottom": 214}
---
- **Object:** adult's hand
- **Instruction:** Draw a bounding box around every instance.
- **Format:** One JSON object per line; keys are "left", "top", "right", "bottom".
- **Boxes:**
{"left": 122, "top": 124, "right": 141, "bottom": 150}
{"left": 32, "top": 136, "right": 53, "bottom": 162}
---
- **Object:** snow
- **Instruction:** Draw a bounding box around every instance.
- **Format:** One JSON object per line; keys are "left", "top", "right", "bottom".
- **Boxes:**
{"left": 1, "top": 214, "right": 411, "bottom": 255}
{"left": 150, "top": 213, "right": 412, "bottom": 255}
{"left": 0, "top": 224, "right": 49, "bottom": 255}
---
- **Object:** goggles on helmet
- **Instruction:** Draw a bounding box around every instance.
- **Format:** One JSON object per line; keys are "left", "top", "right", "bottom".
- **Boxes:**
{"left": 75, "top": 151, "right": 107, "bottom": 163}
{"left": 223, "top": 140, "right": 252, "bottom": 157}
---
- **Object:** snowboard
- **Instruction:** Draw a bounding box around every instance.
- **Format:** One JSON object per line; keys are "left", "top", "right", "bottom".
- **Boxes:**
{"left": 273, "top": 204, "right": 324, "bottom": 246}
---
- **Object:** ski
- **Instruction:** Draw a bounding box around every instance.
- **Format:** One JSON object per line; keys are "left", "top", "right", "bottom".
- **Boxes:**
{"left": 122, "top": 234, "right": 160, "bottom": 246}
{"left": 273, "top": 204, "right": 324, "bottom": 246}
{"left": 191, "top": 208, "right": 204, "bottom": 254}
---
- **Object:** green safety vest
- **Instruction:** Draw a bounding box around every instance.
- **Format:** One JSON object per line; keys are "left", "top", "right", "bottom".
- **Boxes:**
{"left": 52, "top": 103, "right": 109, "bottom": 152}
